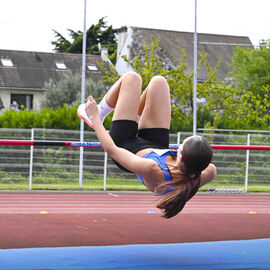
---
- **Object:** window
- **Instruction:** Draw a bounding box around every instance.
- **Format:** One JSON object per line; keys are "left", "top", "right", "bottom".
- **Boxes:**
{"left": 1, "top": 58, "right": 14, "bottom": 67}
{"left": 10, "top": 94, "right": 33, "bottom": 111}
{"left": 87, "top": 64, "right": 98, "bottom": 71}
{"left": 55, "top": 62, "right": 67, "bottom": 70}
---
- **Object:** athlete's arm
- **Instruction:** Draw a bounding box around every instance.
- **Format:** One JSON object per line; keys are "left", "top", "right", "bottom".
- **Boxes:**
{"left": 85, "top": 96, "right": 155, "bottom": 177}
{"left": 200, "top": 163, "right": 216, "bottom": 187}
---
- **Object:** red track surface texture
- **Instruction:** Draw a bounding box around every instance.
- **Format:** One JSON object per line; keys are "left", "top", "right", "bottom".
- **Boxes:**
{"left": 0, "top": 192, "right": 269, "bottom": 249}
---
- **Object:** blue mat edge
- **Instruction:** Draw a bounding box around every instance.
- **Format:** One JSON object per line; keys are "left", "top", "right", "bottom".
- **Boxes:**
{"left": 1, "top": 238, "right": 270, "bottom": 270}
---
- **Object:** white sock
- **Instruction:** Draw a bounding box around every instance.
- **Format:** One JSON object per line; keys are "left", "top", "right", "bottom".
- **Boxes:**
{"left": 97, "top": 96, "right": 114, "bottom": 122}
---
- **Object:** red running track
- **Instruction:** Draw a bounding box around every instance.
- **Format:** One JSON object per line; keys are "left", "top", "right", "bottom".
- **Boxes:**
{"left": 0, "top": 192, "right": 269, "bottom": 249}
{"left": 0, "top": 192, "right": 269, "bottom": 214}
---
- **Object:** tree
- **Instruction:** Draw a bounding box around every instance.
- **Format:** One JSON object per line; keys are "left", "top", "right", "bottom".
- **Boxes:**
{"left": 216, "top": 86, "right": 270, "bottom": 130}
{"left": 102, "top": 38, "right": 270, "bottom": 131}
{"left": 41, "top": 71, "right": 107, "bottom": 109}
{"left": 199, "top": 56, "right": 270, "bottom": 130}
{"left": 102, "top": 38, "right": 218, "bottom": 132}
{"left": 230, "top": 40, "right": 270, "bottom": 97}
{"left": 52, "top": 17, "right": 118, "bottom": 63}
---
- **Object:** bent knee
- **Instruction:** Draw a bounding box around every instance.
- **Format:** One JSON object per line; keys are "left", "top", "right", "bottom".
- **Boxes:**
{"left": 122, "top": 71, "right": 142, "bottom": 86}
{"left": 149, "top": 76, "right": 169, "bottom": 92}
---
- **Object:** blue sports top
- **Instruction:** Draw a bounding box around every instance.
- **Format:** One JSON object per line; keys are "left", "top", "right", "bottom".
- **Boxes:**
{"left": 136, "top": 149, "right": 177, "bottom": 193}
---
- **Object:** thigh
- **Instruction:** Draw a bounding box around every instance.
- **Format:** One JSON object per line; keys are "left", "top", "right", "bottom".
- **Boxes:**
{"left": 112, "top": 72, "right": 142, "bottom": 122}
{"left": 139, "top": 76, "right": 171, "bottom": 130}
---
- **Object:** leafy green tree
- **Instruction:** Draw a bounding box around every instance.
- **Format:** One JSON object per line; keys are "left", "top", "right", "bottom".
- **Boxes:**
{"left": 52, "top": 17, "right": 118, "bottom": 63}
{"left": 209, "top": 40, "right": 270, "bottom": 130}
{"left": 101, "top": 38, "right": 270, "bottom": 131}
{"left": 102, "top": 39, "right": 217, "bottom": 132}
{"left": 212, "top": 86, "right": 270, "bottom": 130}
{"left": 122, "top": 39, "right": 166, "bottom": 88}
{"left": 200, "top": 60, "right": 270, "bottom": 130}
{"left": 230, "top": 40, "right": 270, "bottom": 97}
{"left": 42, "top": 71, "right": 107, "bottom": 109}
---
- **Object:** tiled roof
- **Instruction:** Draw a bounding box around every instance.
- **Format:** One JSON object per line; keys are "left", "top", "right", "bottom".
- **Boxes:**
{"left": 128, "top": 27, "right": 252, "bottom": 80}
{"left": 0, "top": 50, "right": 105, "bottom": 90}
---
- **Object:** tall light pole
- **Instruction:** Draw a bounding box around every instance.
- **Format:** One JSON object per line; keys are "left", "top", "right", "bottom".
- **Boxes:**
{"left": 193, "top": 0, "right": 198, "bottom": 135}
{"left": 79, "top": 0, "right": 87, "bottom": 188}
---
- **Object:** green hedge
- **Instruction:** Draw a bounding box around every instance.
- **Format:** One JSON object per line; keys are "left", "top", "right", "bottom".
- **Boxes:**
{"left": 0, "top": 105, "right": 114, "bottom": 131}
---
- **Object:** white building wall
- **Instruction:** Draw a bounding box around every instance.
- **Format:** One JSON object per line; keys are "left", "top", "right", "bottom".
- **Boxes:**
{"left": 115, "top": 27, "right": 134, "bottom": 75}
{"left": 0, "top": 89, "right": 45, "bottom": 114}
{"left": 0, "top": 91, "right": 10, "bottom": 112}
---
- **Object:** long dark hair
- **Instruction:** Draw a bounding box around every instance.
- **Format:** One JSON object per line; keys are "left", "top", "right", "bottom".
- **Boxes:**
{"left": 157, "top": 136, "right": 213, "bottom": 218}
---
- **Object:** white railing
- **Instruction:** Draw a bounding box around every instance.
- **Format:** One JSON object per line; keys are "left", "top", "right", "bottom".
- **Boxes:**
{"left": 0, "top": 128, "right": 269, "bottom": 192}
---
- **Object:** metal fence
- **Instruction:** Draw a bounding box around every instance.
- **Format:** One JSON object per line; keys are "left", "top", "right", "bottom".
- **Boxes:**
{"left": 181, "top": 132, "right": 270, "bottom": 192}
{"left": 0, "top": 128, "right": 269, "bottom": 192}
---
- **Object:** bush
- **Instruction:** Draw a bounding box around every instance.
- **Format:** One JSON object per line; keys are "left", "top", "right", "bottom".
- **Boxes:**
{"left": 0, "top": 105, "right": 78, "bottom": 130}
{"left": 0, "top": 105, "right": 114, "bottom": 131}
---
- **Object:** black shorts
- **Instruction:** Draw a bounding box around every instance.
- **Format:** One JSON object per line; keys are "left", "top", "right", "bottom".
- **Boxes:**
{"left": 109, "top": 120, "right": 169, "bottom": 172}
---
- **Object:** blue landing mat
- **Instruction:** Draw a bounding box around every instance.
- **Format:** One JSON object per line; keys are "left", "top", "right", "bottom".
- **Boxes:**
{"left": 1, "top": 239, "right": 270, "bottom": 270}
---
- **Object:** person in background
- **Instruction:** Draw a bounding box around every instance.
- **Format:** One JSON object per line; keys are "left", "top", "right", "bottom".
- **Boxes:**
{"left": 10, "top": 101, "right": 19, "bottom": 112}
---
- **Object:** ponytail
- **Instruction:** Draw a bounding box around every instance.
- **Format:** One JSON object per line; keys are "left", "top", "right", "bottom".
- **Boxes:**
{"left": 157, "top": 135, "right": 212, "bottom": 219}
{"left": 156, "top": 163, "right": 200, "bottom": 219}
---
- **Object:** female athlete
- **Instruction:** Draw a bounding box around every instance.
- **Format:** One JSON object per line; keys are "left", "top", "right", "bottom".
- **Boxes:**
{"left": 78, "top": 72, "right": 216, "bottom": 218}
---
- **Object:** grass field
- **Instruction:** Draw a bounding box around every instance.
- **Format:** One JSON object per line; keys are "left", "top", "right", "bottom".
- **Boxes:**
{"left": 0, "top": 179, "right": 269, "bottom": 193}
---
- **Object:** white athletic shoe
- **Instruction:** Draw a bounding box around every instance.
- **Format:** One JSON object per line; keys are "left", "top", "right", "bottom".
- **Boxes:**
{"left": 77, "top": 103, "right": 94, "bottom": 129}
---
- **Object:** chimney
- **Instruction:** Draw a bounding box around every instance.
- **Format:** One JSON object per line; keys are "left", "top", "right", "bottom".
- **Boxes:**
{"left": 101, "top": 47, "right": 112, "bottom": 65}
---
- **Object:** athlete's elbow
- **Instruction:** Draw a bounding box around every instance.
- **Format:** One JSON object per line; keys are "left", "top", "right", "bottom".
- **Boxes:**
{"left": 205, "top": 164, "right": 217, "bottom": 183}
{"left": 105, "top": 145, "right": 117, "bottom": 157}
{"left": 200, "top": 164, "right": 216, "bottom": 187}
{"left": 106, "top": 143, "right": 123, "bottom": 160}
{"left": 209, "top": 164, "right": 217, "bottom": 180}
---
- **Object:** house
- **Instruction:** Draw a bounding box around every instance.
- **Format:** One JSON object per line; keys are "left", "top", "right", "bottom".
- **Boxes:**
{"left": 115, "top": 26, "right": 252, "bottom": 81}
{"left": 0, "top": 27, "right": 253, "bottom": 113}
{"left": 0, "top": 50, "right": 108, "bottom": 112}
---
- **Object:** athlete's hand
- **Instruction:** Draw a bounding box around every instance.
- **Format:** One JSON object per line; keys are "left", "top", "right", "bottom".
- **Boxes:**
{"left": 85, "top": 96, "right": 99, "bottom": 123}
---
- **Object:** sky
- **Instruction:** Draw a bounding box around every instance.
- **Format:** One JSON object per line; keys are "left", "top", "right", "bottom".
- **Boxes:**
{"left": 0, "top": 0, "right": 269, "bottom": 53}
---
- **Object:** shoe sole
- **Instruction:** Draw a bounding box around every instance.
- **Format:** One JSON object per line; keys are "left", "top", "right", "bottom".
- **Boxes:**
{"left": 77, "top": 104, "right": 94, "bottom": 129}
